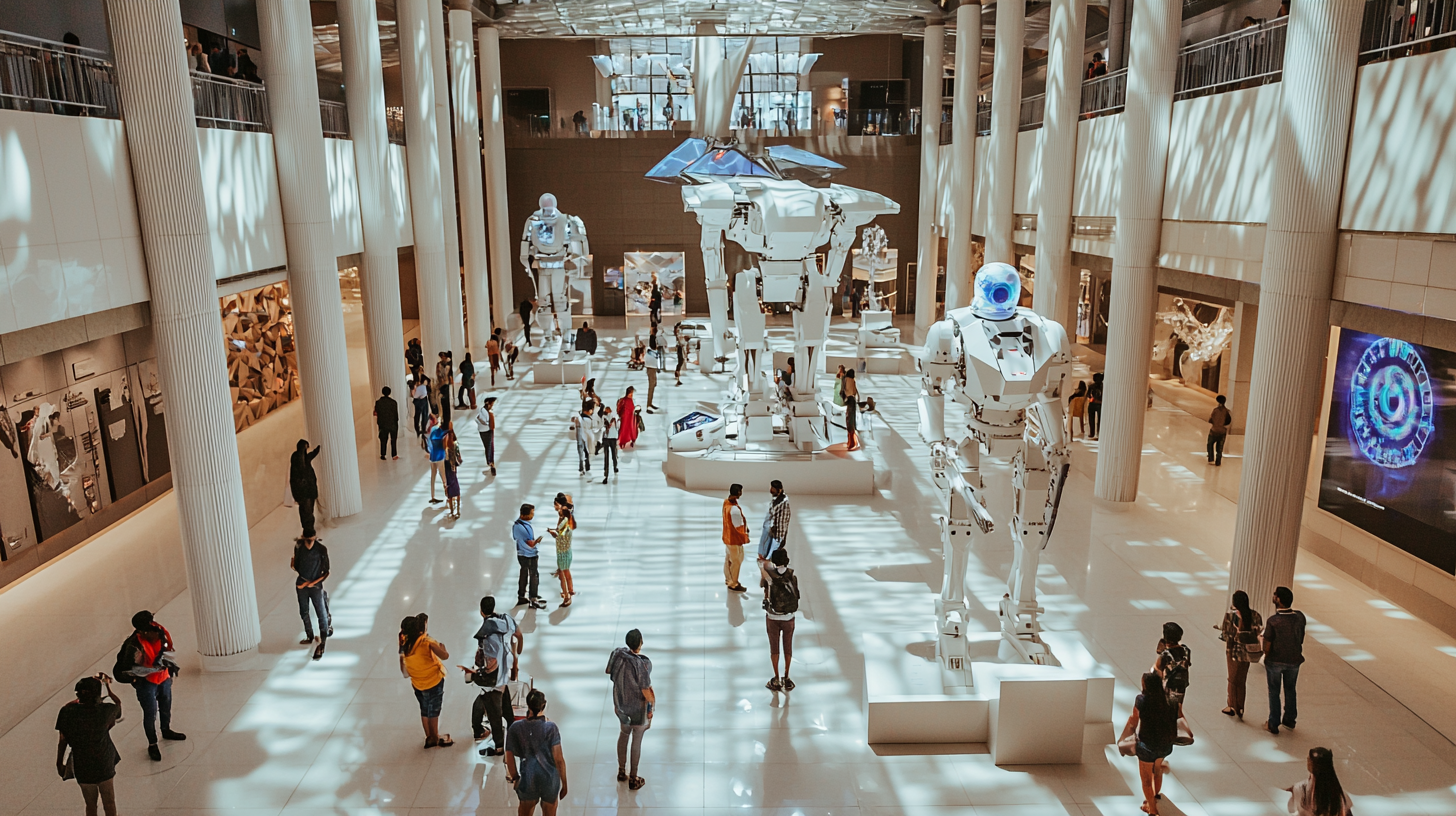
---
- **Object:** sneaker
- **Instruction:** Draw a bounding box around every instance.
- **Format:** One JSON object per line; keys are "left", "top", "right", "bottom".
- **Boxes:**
{"left": 148, "top": 744, "right": 162, "bottom": 761}
{"left": 530, "top": 599, "right": 547, "bottom": 610}
{"left": 782, "top": 676, "right": 795, "bottom": 691}
{"left": 161, "top": 730, "right": 187, "bottom": 741}
{"left": 327, "top": 627, "right": 334, "bottom": 637}
{"left": 766, "top": 677, "right": 782, "bottom": 691}
{"left": 1266, "top": 724, "right": 1279, "bottom": 735}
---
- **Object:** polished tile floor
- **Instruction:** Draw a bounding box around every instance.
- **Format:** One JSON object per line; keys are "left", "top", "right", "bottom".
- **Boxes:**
{"left": 3, "top": 321, "right": 1456, "bottom": 815}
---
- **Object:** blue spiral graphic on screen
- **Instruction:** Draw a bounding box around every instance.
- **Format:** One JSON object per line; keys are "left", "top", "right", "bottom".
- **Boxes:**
{"left": 1349, "top": 337, "right": 1434, "bottom": 469}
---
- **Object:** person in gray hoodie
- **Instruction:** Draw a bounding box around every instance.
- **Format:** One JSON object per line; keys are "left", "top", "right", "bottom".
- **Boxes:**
{"left": 458, "top": 596, "right": 522, "bottom": 755}
{"left": 606, "top": 629, "right": 654, "bottom": 790}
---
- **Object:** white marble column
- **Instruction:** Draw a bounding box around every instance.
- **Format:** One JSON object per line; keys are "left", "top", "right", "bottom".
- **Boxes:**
{"left": 398, "top": 0, "right": 451, "bottom": 365}
{"left": 985, "top": 0, "right": 1024, "bottom": 265}
{"left": 1032, "top": 0, "right": 1086, "bottom": 330}
{"left": 104, "top": 0, "right": 259, "bottom": 662}
{"left": 256, "top": 0, "right": 361, "bottom": 519}
{"left": 943, "top": 4, "right": 981, "bottom": 313}
{"left": 1230, "top": 0, "right": 1363, "bottom": 612}
{"left": 451, "top": 10, "right": 491, "bottom": 358}
{"left": 429, "top": 3, "right": 465, "bottom": 355}
{"left": 479, "top": 27, "right": 513, "bottom": 332}
{"left": 1092, "top": 0, "right": 1180, "bottom": 504}
{"left": 913, "top": 23, "right": 945, "bottom": 342}
{"left": 336, "top": 0, "right": 407, "bottom": 403}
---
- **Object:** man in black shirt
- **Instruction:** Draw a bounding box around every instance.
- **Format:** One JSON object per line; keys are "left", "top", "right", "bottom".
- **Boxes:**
{"left": 291, "top": 530, "right": 331, "bottom": 660}
{"left": 576, "top": 321, "right": 598, "bottom": 355}
{"left": 1086, "top": 372, "right": 1104, "bottom": 439}
{"left": 519, "top": 299, "right": 536, "bottom": 347}
{"left": 1261, "top": 585, "right": 1306, "bottom": 734}
{"left": 374, "top": 386, "right": 399, "bottom": 460}
{"left": 56, "top": 674, "right": 124, "bottom": 816}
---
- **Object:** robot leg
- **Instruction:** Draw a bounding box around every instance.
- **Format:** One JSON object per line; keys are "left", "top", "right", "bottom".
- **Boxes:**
{"left": 999, "top": 441, "right": 1057, "bottom": 666}
{"left": 547, "top": 268, "right": 570, "bottom": 346}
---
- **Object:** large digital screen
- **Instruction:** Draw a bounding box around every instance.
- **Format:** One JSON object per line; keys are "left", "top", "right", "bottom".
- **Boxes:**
{"left": 1319, "top": 330, "right": 1456, "bottom": 573}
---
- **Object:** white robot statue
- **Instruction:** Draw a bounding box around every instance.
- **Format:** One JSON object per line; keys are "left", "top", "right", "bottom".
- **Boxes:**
{"left": 520, "top": 193, "right": 590, "bottom": 354}
{"left": 652, "top": 140, "right": 897, "bottom": 450}
{"left": 919, "top": 263, "right": 1073, "bottom": 669}
{"left": 854, "top": 225, "right": 900, "bottom": 352}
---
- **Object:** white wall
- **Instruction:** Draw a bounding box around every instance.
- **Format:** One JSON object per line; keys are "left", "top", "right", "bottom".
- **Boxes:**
{"left": 325, "top": 138, "right": 364, "bottom": 257}
{"left": 196, "top": 128, "right": 286, "bottom": 280}
{"left": 0, "top": 111, "right": 148, "bottom": 333}
{"left": 388, "top": 142, "right": 414, "bottom": 249}
{"left": 1013, "top": 127, "right": 1043, "bottom": 216}
{"left": 1341, "top": 48, "right": 1456, "bottom": 235}
{"left": 1072, "top": 113, "right": 1121, "bottom": 218}
{"left": 972, "top": 137, "right": 989, "bottom": 237}
{"left": 1163, "top": 82, "right": 1279, "bottom": 224}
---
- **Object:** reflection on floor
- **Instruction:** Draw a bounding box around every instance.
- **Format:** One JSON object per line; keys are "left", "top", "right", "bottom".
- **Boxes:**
{"left": 2, "top": 319, "right": 1456, "bottom": 816}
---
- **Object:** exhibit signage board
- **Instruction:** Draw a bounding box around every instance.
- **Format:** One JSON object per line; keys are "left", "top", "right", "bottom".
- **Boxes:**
{"left": 1319, "top": 330, "right": 1456, "bottom": 574}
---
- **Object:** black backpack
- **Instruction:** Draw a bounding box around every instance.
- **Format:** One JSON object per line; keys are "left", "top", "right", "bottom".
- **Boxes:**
{"left": 112, "top": 636, "right": 139, "bottom": 685}
{"left": 767, "top": 569, "right": 799, "bottom": 615}
{"left": 1162, "top": 644, "right": 1191, "bottom": 693}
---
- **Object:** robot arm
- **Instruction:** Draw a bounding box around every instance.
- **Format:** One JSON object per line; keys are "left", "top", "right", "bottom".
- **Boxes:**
{"left": 701, "top": 223, "right": 730, "bottom": 365}
{"left": 917, "top": 320, "right": 956, "bottom": 445}
{"left": 519, "top": 217, "right": 534, "bottom": 272}
{"left": 569, "top": 215, "right": 590, "bottom": 277}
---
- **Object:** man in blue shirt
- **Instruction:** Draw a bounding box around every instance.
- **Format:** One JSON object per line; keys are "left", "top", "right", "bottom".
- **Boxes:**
{"left": 514, "top": 505, "right": 544, "bottom": 609}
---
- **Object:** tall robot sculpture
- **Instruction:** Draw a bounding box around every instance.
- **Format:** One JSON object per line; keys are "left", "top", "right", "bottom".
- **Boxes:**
{"left": 646, "top": 139, "right": 899, "bottom": 449}
{"left": 520, "top": 193, "right": 590, "bottom": 352}
{"left": 919, "top": 263, "right": 1073, "bottom": 668}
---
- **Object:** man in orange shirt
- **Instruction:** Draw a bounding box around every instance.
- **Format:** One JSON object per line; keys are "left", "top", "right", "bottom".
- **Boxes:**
{"left": 723, "top": 484, "right": 749, "bottom": 592}
{"left": 486, "top": 330, "right": 502, "bottom": 387}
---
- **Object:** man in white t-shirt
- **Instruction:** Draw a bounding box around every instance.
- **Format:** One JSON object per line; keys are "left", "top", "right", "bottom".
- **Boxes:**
{"left": 475, "top": 397, "right": 497, "bottom": 476}
{"left": 600, "top": 404, "right": 620, "bottom": 483}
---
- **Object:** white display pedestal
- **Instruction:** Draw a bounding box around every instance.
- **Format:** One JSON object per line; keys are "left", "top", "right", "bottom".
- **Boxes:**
{"left": 665, "top": 447, "right": 874, "bottom": 494}
{"left": 863, "top": 631, "right": 1114, "bottom": 764}
{"left": 533, "top": 356, "right": 592, "bottom": 384}
{"left": 825, "top": 350, "right": 918, "bottom": 376}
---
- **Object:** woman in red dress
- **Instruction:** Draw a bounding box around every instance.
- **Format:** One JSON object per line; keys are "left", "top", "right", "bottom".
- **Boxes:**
{"left": 616, "top": 386, "right": 640, "bottom": 449}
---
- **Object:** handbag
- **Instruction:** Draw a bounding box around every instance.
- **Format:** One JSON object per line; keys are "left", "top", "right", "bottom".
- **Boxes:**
{"left": 1117, "top": 732, "right": 1138, "bottom": 757}
{"left": 1238, "top": 629, "right": 1263, "bottom": 662}
{"left": 59, "top": 750, "right": 75, "bottom": 780}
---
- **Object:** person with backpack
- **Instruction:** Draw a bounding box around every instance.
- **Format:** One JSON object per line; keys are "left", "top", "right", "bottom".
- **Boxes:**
{"left": 112, "top": 611, "right": 185, "bottom": 761}
{"left": 1263, "top": 585, "right": 1307, "bottom": 734}
{"left": 459, "top": 596, "right": 522, "bottom": 755}
{"left": 1154, "top": 622, "right": 1191, "bottom": 706}
{"left": 55, "top": 674, "right": 124, "bottom": 816}
{"left": 291, "top": 528, "right": 331, "bottom": 661}
{"left": 606, "top": 629, "right": 654, "bottom": 791}
{"left": 1218, "top": 589, "right": 1263, "bottom": 719}
{"left": 760, "top": 547, "right": 801, "bottom": 691}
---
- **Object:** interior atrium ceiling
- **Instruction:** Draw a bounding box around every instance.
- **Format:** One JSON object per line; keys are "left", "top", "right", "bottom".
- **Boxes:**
{"left": 484, "top": 0, "right": 947, "bottom": 37}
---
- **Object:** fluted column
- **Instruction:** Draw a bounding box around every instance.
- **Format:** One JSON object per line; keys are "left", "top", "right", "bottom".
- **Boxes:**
{"left": 429, "top": 2, "right": 465, "bottom": 355}
{"left": 1093, "top": 0, "right": 1179, "bottom": 504}
{"left": 451, "top": 10, "right": 491, "bottom": 358}
{"left": 104, "top": 0, "right": 259, "bottom": 661}
{"left": 913, "top": 22, "right": 945, "bottom": 342}
{"left": 398, "top": 0, "right": 451, "bottom": 365}
{"left": 985, "top": 0, "right": 1024, "bottom": 265}
{"left": 1230, "top": 0, "right": 1362, "bottom": 613}
{"left": 256, "top": 0, "right": 361, "bottom": 519}
{"left": 337, "top": 0, "right": 407, "bottom": 403}
{"left": 943, "top": 4, "right": 981, "bottom": 312}
{"left": 1032, "top": 0, "right": 1086, "bottom": 330}
{"left": 479, "top": 27, "right": 513, "bottom": 332}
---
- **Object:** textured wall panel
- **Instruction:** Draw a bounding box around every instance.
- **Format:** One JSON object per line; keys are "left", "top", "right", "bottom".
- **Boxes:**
{"left": 452, "top": 11, "right": 491, "bottom": 356}
{"left": 337, "top": 0, "right": 408, "bottom": 402}
{"left": 257, "top": 0, "right": 362, "bottom": 519}
{"left": 1093, "top": 0, "right": 1180, "bottom": 503}
{"left": 912, "top": 23, "right": 943, "bottom": 341}
{"left": 1033, "top": 0, "right": 1087, "bottom": 332}
{"left": 985, "top": 0, "right": 1024, "bottom": 265}
{"left": 104, "top": 0, "right": 260, "bottom": 658}
{"left": 195, "top": 129, "right": 286, "bottom": 279}
{"left": 1230, "top": 0, "right": 1363, "bottom": 614}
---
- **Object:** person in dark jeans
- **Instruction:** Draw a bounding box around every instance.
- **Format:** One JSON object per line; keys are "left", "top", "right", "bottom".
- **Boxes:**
{"left": 460, "top": 596, "right": 522, "bottom": 754}
{"left": 1207, "top": 394, "right": 1232, "bottom": 466}
{"left": 475, "top": 397, "right": 497, "bottom": 477}
{"left": 374, "top": 387, "right": 399, "bottom": 460}
{"left": 113, "top": 611, "right": 185, "bottom": 761}
{"left": 291, "top": 529, "right": 331, "bottom": 661}
{"left": 1262, "top": 585, "right": 1306, "bottom": 734}
{"left": 1086, "top": 372, "right": 1104, "bottom": 439}
{"left": 290, "top": 440, "right": 321, "bottom": 532}
{"left": 514, "top": 504, "right": 544, "bottom": 609}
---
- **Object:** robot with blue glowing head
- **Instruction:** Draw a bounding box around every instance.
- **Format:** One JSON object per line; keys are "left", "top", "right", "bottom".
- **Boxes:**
{"left": 919, "top": 263, "right": 1073, "bottom": 669}
{"left": 520, "top": 193, "right": 590, "bottom": 353}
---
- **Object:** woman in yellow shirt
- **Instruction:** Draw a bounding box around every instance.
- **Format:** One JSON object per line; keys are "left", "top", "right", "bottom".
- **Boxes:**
{"left": 399, "top": 613, "right": 453, "bottom": 747}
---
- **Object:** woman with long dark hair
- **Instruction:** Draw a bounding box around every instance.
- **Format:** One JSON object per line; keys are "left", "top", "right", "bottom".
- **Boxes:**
{"left": 1286, "top": 746, "right": 1352, "bottom": 815}
{"left": 1219, "top": 589, "right": 1263, "bottom": 718}
{"left": 399, "top": 614, "right": 452, "bottom": 748}
{"left": 843, "top": 370, "right": 861, "bottom": 450}
{"left": 548, "top": 493, "right": 578, "bottom": 607}
{"left": 504, "top": 689, "right": 569, "bottom": 815}
{"left": 1122, "top": 672, "right": 1178, "bottom": 815}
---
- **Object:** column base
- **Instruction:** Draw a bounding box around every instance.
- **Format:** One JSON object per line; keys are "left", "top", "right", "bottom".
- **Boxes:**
{"left": 199, "top": 645, "right": 260, "bottom": 672}
{"left": 1091, "top": 495, "right": 1134, "bottom": 513}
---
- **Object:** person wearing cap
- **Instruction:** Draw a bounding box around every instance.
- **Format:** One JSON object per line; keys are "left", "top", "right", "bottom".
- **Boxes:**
{"left": 113, "top": 611, "right": 185, "bottom": 761}
{"left": 55, "top": 674, "right": 124, "bottom": 816}
{"left": 291, "top": 528, "right": 332, "bottom": 660}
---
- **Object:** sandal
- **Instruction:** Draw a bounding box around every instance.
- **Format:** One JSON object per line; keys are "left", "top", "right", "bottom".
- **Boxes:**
{"left": 628, "top": 776, "right": 646, "bottom": 791}
{"left": 436, "top": 735, "right": 454, "bottom": 747}
{"left": 617, "top": 769, "right": 628, "bottom": 782}
{"left": 1221, "top": 707, "right": 1236, "bottom": 717}
{"left": 561, "top": 598, "right": 572, "bottom": 608}
{"left": 424, "top": 737, "right": 438, "bottom": 749}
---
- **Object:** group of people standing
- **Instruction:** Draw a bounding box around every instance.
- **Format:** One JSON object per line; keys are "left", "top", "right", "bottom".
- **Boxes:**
{"left": 571, "top": 379, "right": 641, "bottom": 482}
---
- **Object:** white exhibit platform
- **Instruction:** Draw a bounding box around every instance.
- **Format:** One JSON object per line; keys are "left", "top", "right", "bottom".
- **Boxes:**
{"left": 665, "top": 446, "right": 874, "bottom": 494}
{"left": 533, "top": 357, "right": 593, "bottom": 384}
{"left": 863, "top": 631, "right": 1114, "bottom": 764}
{"left": 826, "top": 349, "right": 919, "bottom": 376}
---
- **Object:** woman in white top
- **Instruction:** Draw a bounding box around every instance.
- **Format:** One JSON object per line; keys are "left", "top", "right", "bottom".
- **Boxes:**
{"left": 475, "top": 397, "right": 497, "bottom": 477}
{"left": 599, "top": 405, "right": 620, "bottom": 483}
{"left": 1286, "top": 747, "right": 1352, "bottom": 816}
{"left": 570, "top": 405, "right": 595, "bottom": 475}
{"left": 411, "top": 375, "right": 431, "bottom": 438}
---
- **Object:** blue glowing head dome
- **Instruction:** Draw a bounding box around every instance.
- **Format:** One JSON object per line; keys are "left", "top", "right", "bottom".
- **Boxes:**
{"left": 971, "top": 263, "right": 1022, "bottom": 320}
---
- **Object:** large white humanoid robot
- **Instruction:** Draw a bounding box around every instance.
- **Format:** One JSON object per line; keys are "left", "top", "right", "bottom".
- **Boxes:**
{"left": 919, "top": 263, "right": 1073, "bottom": 668}
{"left": 647, "top": 139, "right": 898, "bottom": 449}
{"left": 520, "top": 193, "right": 590, "bottom": 353}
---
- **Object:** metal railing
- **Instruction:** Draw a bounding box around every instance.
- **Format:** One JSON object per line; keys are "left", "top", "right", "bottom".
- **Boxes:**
{"left": 320, "top": 99, "right": 348, "bottom": 138}
{"left": 0, "top": 30, "right": 120, "bottom": 118}
{"left": 1175, "top": 17, "right": 1287, "bottom": 98}
{"left": 1019, "top": 93, "right": 1046, "bottom": 131}
{"left": 975, "top": 99, "right": 990, "bottom": 135}
{"left": 1080, "top": 67, "right": 1127, "bottom": 117}
{"left": 385, "top": 106, "right": 406, "bottom": 144}
{"left": 191, "top": 70, "right": 270, "bottom": 132}
{"left": 1361, "top": 0, "right": 1456, "bottom": 58}
{"left": 938, "top": 120, "right": 952, "bottom": 145}
{"left": 1073, "top": 216, "right": 1116, "bottom": 242}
